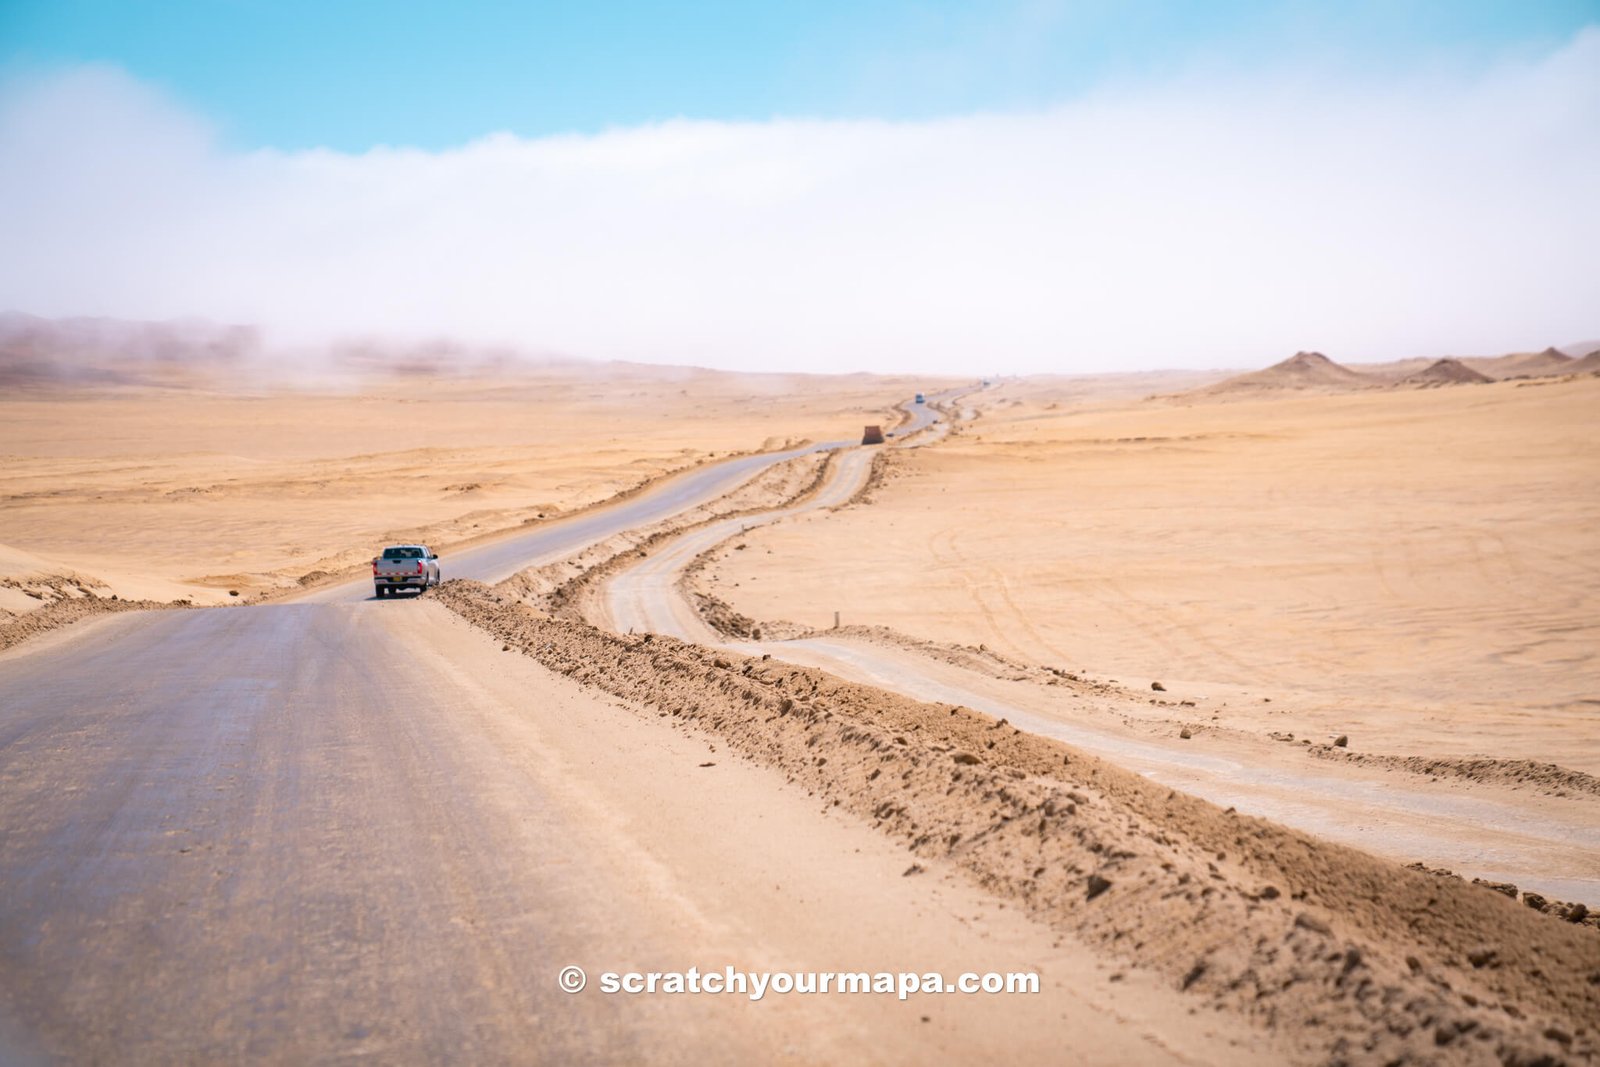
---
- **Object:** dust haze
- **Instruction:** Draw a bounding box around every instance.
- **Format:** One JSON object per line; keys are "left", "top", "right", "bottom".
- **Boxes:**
{"left": 2, "top": 29, "right": 1597, "bottom": 374}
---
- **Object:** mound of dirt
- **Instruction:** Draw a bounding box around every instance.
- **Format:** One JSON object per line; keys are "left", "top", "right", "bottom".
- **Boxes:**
{"left": 1199, "top": 352, "right": 1378, "bottom": 395}
{"left": 1309, "top": 747, "right": 1600, "bottom": 798}
{"left": 0, "top": 594, "right": 183, "bottom": 653}
{"left": 1396, "top": 358, "right": 1494, "bottom": 388}
{"left": 1570, "top": 349, "right": 1600, "bottom": 374}
{"left": 436, "top": 578, "right": 1599, "bottom": 1066}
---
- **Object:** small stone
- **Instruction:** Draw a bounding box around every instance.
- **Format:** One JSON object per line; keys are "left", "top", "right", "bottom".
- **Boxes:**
{"left": 1259, "top": 885, "right": 1280, "bottom": 900}
{"left": 1334, "top": 734, "right": 1348, "bottom": 747}
{"left": 1568, "top": 902, "right": 1589, "bottom": 923}
{"left": 951, "top": 752, "right": 981, "bottom": 766}
{"left": 1086, "top": 874, "right": 1112, "bottom": 900}
{"left": 1467, "top": 948, "right": 1497, "bottom": 968}
{"left": 228, "top": 589, "right": 239, "bottom": 597}
{"left": 903, "top": 864, "right": 924, "bottom": 877}
{"left": 713, "top": 658, "right": 731, "bottom": 669}
{"left": 1523, "top": 892, "right": 1548, "bottom": 912}
{"left": 1294, "top": 912, "right": 1331, "bottom": 936}
{"left": 1151, "top": 681, "right": 1166, "bottom": 691}
{"left": 501, "top": 644, "right": 510, "bottom": 651}
{"left": 1179, "top": 727, "right": 1192, "bottom": 739}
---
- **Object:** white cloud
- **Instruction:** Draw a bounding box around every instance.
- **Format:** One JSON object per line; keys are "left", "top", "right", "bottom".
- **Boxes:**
{"left": 2, "top": 33, "right": 1597, "bottom": 375}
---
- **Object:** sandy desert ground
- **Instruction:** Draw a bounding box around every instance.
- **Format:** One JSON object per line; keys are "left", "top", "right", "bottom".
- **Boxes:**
{"left": 707, "top": 370, "right": 1600, "bottom": 775}
{"left": 3, "top": 331, "right": 1598, "bottom": 1065}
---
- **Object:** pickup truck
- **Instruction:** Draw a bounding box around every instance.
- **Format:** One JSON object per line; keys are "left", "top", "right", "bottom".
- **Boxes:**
{"left": 372, "top": 545, "right": 440, "bottom": 597}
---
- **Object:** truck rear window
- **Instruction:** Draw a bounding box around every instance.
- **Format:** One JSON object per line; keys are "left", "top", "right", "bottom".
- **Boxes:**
{"left": 383, "top": 547, "right": 423, "bottom": 559}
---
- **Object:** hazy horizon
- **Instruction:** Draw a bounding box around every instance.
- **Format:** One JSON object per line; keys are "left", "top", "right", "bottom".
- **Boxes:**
{"left": 2, "top": 3, "right": 1597, "bottom": 376}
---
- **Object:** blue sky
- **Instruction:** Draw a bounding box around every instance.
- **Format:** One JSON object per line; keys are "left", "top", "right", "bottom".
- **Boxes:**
{"left": 3, "top": 0, "right": 1596, "bottom": 151}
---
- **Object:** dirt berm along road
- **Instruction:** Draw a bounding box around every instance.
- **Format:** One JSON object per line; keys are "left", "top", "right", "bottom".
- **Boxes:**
{"left": 3, "top": 397, "right": 1273, "bottom": 1065}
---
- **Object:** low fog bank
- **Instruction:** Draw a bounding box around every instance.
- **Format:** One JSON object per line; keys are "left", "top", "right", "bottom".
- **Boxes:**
{"left": 2, "top": 28, "right": 1596, "bottom": 376}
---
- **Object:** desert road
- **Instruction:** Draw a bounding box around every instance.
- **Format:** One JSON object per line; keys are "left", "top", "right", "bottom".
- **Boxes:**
{"left": 299, "top": 392, "right": 941, "bottom": 600}
{"left": 4, "top": 393, "right": 1251, "bottom": 1065}
{"left": 599, "top": 415, "right": 1600, "bottom": 906}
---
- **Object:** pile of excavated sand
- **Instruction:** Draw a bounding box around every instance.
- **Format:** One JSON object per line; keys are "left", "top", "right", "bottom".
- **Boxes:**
{"left": 0, "top": 596, "right": 183, "bottom": 654}
{"left": 434, "top": 579, "right": 1599, "bottom": 1066}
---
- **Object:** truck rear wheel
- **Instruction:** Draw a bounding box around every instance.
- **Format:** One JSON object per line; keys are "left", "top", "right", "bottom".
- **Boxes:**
{"left": 376, "top": 585, "right": 388, "bottom": 598}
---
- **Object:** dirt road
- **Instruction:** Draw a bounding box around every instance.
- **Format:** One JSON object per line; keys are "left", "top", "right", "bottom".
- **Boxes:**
{"left": 591, "top": 420, "right": 1600, "bottom": 905}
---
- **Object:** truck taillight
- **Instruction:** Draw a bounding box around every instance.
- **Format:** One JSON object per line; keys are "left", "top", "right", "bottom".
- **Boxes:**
{"left": 417, "top": 561, "right": 426, "bottom": 574}
{"left": 371, "top": 560, "right": 378, "bottom": 575}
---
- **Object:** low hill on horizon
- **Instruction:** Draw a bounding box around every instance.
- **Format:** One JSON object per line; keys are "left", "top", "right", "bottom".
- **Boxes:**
{"left": 1196, "top": 351, "right": 1379, "bottom": 396}
{"left": 1462, "top": 347, "right": 1576, "bottom": 381}
{"left": 1396, "top": 358, "right": 1494, "bottom": 388}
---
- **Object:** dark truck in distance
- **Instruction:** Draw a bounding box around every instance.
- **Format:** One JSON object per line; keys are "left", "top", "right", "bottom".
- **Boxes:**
{"left": 372, "top": 545, "right": 440, "bottom": 597}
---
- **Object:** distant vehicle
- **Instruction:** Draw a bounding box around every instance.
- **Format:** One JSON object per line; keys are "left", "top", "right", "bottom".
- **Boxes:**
{"left": 862, "top": 425, "right": 886, "bottom": 445}
{"left": 373, "top": 544, "right": 440, "bottom": 597}
{"left": 914, "top": 393, "right": 925, "bottom": 404}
